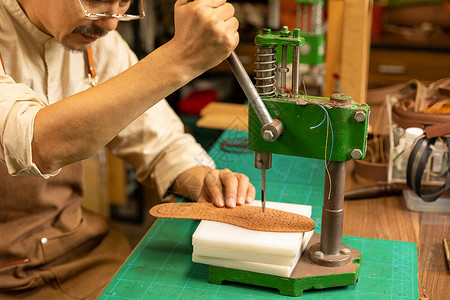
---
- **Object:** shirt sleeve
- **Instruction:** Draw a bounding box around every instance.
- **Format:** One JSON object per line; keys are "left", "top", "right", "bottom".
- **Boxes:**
{"left": 97, "top": 32, "right": 216, "bottom": 201}
{"left": 106, "top": 100, "right": 215, "bottom": 202}
{"left": 0, "top": 74, "right": 60, "bottom": 178}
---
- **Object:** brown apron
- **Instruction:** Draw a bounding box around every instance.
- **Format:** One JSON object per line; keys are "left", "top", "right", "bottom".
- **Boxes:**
{"left": 0, "top": 162, "right": 131, "bottom": 299}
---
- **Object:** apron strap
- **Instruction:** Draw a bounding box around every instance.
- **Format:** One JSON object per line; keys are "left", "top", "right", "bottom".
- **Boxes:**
{"left": 84, "top": 45, "right": 97, "bottom": 87}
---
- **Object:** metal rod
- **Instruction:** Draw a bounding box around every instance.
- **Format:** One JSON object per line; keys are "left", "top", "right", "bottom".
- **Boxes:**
{"left": 310, "top": 3, "right": 323, "bottom": 34}
{"left": 261, "top": 169, "right": 266, "bottom": 212}
{"left": 303, "top": 4, "right": 309, "bottom": 32}
{"left": 227, "top": 51, "right": 273, "bottom": 126}
{"left": 292, "top": 46, "right": 300, "bottom": 94}
{"left": 320, "top": 161, "right": 346, "bottom": 255}
{"left": 255, "top": 152, "right": 272, "bottom": 213}
{"left": 267, "top": 0, "right": 280, "bottom": 30}
{"left": 279, "top": 45, "right": 288, "bottom": 94}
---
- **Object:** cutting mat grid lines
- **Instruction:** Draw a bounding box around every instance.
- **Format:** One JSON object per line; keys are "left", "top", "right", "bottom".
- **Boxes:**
{"left": 100, "top": 130, "right": 419, "bottom": 299}
{"left": 101, "top": 219, "right": 419, "bottom": 299}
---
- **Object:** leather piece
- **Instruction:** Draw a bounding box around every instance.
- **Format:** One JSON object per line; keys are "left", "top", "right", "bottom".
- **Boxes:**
{"left": 150, "top": 202, "right": 315, "bottom": 233}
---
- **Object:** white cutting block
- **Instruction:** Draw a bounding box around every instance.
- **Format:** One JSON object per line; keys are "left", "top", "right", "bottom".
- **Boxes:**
{"left": 192, "top": 201, "right": 314, "bottom": 277}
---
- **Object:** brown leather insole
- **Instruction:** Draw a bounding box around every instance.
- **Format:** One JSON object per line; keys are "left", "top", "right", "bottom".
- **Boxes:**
{"left": 150, "top": 202, "right": 315, "bottom": 233}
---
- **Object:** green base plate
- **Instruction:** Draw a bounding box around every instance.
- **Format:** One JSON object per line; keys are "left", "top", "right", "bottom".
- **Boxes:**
{"left": 208, "top": 233, "right": 361, "bottom": 297}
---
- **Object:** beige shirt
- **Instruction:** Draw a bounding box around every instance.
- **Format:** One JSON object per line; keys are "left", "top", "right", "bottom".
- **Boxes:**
{"left": 0, "top": 0, "right": 214, "bottom": 200}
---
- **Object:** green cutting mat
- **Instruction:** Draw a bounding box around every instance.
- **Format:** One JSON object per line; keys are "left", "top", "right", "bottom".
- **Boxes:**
{"left": 99, "top": 130, "right": 419, "bottom": 299}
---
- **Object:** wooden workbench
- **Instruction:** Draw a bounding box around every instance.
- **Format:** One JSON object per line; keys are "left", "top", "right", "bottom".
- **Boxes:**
{"left": 344, "top": 160, "right": 449, "bottom": 300}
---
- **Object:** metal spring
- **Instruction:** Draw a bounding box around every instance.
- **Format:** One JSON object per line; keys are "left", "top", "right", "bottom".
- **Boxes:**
{"left": 254, "top": 44, "right": 277, "bottom": 97}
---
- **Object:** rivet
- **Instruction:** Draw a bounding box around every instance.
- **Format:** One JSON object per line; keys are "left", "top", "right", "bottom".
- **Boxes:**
{"left": 41, "top": 237, "right": 48, "bottom": 245}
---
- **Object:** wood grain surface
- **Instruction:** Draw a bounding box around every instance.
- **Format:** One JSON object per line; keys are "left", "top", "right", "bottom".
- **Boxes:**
{"left": 344, "top": 161, "right": 449, "bottom": 300}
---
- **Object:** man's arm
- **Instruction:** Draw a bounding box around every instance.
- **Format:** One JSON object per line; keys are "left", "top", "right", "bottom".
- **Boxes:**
{"left": 32, "top": 0, "right": 239, "bottom": 174}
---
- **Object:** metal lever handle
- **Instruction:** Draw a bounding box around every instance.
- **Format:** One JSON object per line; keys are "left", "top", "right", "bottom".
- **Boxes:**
{"left": 226, "top": 51, "right": 282, "bottom": 142}
{"left": 226, "top": 51, "right": 273, "bottom": 126}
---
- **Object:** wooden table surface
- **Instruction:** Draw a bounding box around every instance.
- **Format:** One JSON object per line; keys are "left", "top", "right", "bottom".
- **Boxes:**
{"left": 343, "top": 161, "right": 449, "bottom": 300}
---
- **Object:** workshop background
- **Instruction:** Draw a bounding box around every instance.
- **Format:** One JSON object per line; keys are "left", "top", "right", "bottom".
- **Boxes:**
{"left": 81, "top": 0, "right": 450, "bottom": 258}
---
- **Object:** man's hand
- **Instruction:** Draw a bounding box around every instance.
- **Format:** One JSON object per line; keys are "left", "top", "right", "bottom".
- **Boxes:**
{"left": 198, "top": 168, "right": 255, "bottom": 208}
{"left": 171, "top": 166, "right": 255, "bottom": 208}
{"left": 167, "top": 0, "right": 239, "bottom": 77}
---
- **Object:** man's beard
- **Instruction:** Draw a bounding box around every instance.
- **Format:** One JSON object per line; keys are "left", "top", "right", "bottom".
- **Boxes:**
{"left": 59, "top": 25, "right": 109, "bottom": 52}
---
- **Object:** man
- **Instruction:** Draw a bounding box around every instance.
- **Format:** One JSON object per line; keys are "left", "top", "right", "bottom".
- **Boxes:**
{"left": 0, "top": 0, "right": 255, "bottom": 298}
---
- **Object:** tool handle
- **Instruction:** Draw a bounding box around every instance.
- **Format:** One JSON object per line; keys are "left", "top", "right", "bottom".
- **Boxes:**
{"left": 226, "top": 51, "right": 273, "bottom": 126}
{"left": 344, "top": 184, "right": 402, "bottom": 200}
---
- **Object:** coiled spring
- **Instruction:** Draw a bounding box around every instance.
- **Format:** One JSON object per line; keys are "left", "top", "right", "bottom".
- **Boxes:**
{"left": 254, "top": 44, "right": 277, "bottom": 97}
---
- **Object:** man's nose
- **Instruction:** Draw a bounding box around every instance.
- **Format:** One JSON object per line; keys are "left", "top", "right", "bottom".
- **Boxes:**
{"left": 93, "top": 18, "right": 120, "bottom": 32}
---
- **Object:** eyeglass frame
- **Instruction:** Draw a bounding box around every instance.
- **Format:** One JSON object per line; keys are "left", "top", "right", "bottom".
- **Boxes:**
{"left": 77, "top": 0, "right": 146, "bottom": 21}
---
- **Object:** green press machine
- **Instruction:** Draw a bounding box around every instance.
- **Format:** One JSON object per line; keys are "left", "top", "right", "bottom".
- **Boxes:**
{"left": 211, "top": 25, "right": 370, "bottom": 296}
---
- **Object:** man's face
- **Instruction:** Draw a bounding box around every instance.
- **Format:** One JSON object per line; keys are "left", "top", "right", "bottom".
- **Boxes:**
{"left": 20, "top": 0, "right": 131, "bottom": 51}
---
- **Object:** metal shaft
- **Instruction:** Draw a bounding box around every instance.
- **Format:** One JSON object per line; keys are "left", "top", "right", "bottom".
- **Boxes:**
{"left": 279, "top": 45, "right": 288, "bottom": 94}
{"left": 261, "top": 169, "right": 266, "bottom": 212}
{"left": 320, "top": 161, "right": 346, "bottom": 255}
{"left": 267, "top": 0, "right": 280, "bottom": 30}
{"left": 302, "top": 4, "right": 309, "bottom": 32}
{"left": 292, "top": 46, "right": 300, "bottom": 94}
{"left": 255, "top": 152, "right": 272, "bottom": 213}
{"left": 227, "top": 51, "right": 273, "bottom": 126}
{"left": 310, "top": 3, "right": 324, "bottom": 34}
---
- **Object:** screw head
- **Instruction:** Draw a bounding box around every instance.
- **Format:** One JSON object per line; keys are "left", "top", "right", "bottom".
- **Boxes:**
{"left": 262, "top": 130, "right": 274, "bottom": 141}
{"left": 340, "top": 248, "right": 351, "bottom": 255}
{"left": 351, "top": 149, "right": 363, "bottom": 160}
{"left": 262, "top": 28, "right": 271, "bottom": 35}
{"left": 313, "top": 251, "right": 324, "bottom": 258}
{"left": 280, "top": 26, "right": 290, "bottom": 36}
{"left": 330, "top": 93, "right": 352, "bottom": 105}
{"left": 354, "top": 111, "right": 366, "bottom": 122}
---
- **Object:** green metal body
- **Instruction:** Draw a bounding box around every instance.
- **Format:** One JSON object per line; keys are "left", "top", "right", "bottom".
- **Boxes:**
{"left": 209, "top": 263, "right": 361, "bottom": 297}
{"left": 276, "top": 35, "right": 325, "bottom": 66}
{"left": 299, "top": 33, "right": 325, "bottom": 65}
{"left": 248, "top": 96, "right": 369, "bottom": 162}
{"left": 255, "top": 28, "right": 304, "bottom": 47}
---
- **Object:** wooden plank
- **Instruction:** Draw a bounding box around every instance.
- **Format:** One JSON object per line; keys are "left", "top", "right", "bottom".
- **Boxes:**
{"left": 197, "top": 102, "right": 248, "bottom": 131}
{"left": 200, "top": 102, "right": 248, "bottom": 117}
{"left": 324, "top": 0, "right": 372, "bottom": 103}
{"left": 196, "top": 113, "right": 248, "bottom": 131}
{"left": 323, "top": 0, "right": 345, "bottom": 98}
{"left": 340, "top": 0, "right": 372, "bottom": 103}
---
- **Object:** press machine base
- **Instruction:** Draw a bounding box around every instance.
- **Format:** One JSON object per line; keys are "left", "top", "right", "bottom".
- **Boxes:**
{"left": 208, "top": 233, "right": 361, "bottom": 297}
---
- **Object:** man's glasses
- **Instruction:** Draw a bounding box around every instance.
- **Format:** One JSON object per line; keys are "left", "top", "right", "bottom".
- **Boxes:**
{"left": 77, "top": 0, "right": 145, "bottom": 21}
